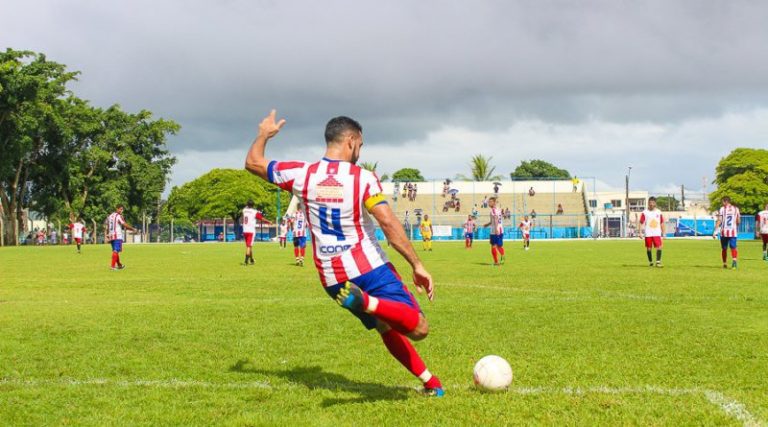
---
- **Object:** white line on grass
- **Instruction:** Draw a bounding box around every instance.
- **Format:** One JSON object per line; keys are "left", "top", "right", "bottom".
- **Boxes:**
{"left": 1, "top": 378, "right": 762, "bottom": 425}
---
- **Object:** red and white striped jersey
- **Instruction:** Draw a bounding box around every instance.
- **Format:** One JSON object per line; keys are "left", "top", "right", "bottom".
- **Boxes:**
{"left": 489, "top": 207, "right": 504, "bottom": 235}
{"left": 718, "top": 205, "right": 741, "bottom": 237}
{"left": 292, "top": 211, "right": 307, "bottom": 238}
{"left": 69, "top": 222, "right": 86, "bottom": 239}
{"left": 519, "top": 220, "right": 532, "bottom": 235}
{"left": 463, "top": 219, "right": 476, "bottom": 234}
{"left": 756, "top": 210, "right": 768, "bottom": 234}
{"left": 640, "top": 209, "right": 664, "bottom": 237}
{"left": 269, "top": 158, "right": 389, "bottom": 286}
{"left": 106, "top": 212, "right": 126, "bottom": 240}
{"left": 242, "top": 207, "right": 265, "bottom": 234}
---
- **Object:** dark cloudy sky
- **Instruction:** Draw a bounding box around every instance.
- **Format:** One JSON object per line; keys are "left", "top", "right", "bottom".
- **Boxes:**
{"left": 4, "top": 0, "right": 768, "bottom": 196}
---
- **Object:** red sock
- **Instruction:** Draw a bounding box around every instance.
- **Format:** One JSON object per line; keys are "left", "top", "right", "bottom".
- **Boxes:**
{"left": 381, "top": 329, "right": 441, "bottom": 388}
{"left": 294, "top": 247, "right": 299, "bottom": 257}
{"left": 721, "top": 249, "right": 727, "bottom": 263}
{"left": 491, "top": 247, "right": 498, "bottom": 263}
{"left": 365, "top": 294, "right": 420, "bottom": 334}
{"left": 731, "top": 248, "right": 738, "bottom": 260}
{"left": 300, "top": 247, "right": 306, "bottom": 257}
{"left": 111, "top": 252, "right": 117, "bottom": 268}
{"left": 116, "top": 254, "right": 121, "bottom": 266}
{"left": 498, "top": 247, "right": 505, "bottom": 256}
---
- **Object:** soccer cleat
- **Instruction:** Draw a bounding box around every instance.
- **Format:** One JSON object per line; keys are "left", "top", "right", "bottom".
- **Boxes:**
{"left": 649, "top": 263, "right": 654, "bottom": 267}
{"left": 335, "top": 281, "right": 365, "bottom": 312}
{"left": 423, "top": 387, "right": 445, "bottom": 397}
{"left": 500, "top": 255, "right": 506, "bottom": 265}
{"left": 723, "top": 264, "right": 728, "bottom": 269}
{"left": 117, "top": 264, "right": 126, "bottom": 270}
{"left": 731, "top": 260, "right": 738, "bottom": 270}
{"left": 656, "top": 262, "right": 663, "bottom": 268}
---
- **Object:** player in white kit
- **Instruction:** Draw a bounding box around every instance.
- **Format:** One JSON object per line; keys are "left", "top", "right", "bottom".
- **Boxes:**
{"left": 639, "top": 197, "right": 665, "bottom": 267}
{"left": 518, "top": 215, "right": 533, "bottom": 251}
{"left": 242, "top": 200, "right": 269, "bottom": 265}
{"left": 69, "top": 217, "right": 87, "bottom": 253}
{"left": 755, "top": 202, "right": 768, "bottom": 261}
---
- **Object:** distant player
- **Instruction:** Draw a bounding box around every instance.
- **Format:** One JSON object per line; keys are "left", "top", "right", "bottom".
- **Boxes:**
{"left": 755, "top": 202, "right": 768, "bottom": 261}
{"left": 245, "top": 111, "right": 443, "bottom": 396}
{"left": 713, "top": 196, "right": 741, "bottom": 269}
{"left": 105, "top": 204, "right": 137, "bottom": 270}
{"left": 420, "top": 214, "right": 433, "bottom": 251}
{"left": 483, "top": 197, "right": 505, "bottom": 266}
{"left": 242, "top": 200, "right": 269, "bottom": 265}
{"left": 278, "top": 219, "right": 288, "bottom": 248}
{"left": 292, "top": 210, "right": 308, "bottom": 266}
{"left": 69, "top": 217, "right": 87, "bottom": 253}
{"left": 518, "top": 215, "right": 533, "bottom": 251}
{"left": 463, "top": 215, "right": 476, "bottom": 249}
{"left": 639, "top": 197, "right": 665, "bottom": 267}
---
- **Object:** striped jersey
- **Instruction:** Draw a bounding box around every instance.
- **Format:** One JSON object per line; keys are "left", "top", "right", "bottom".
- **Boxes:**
{"left": 69, "top": 222, "right": 86, "bottom": 239}
{"left": 640, "top": 209, "right": 664, "bottom": 238}
{"left": 718, "top": 205, "right": 741, "bottom": 237}
{"left": 268, "top": 158, "right": 389, "bottom": 287}
{"left": 757, "top": 210, "right": 768, "bottom": 234}
{"left": 489, "top": 207, "right": 504, "bottom": 235}
{"left": 242, "top": 207, "right": 265, "bottom": 234}
{"left": 106, "top": 212, "right": 126, "bottom": 240}
{"left": 293, "top": 211, "right": 307, "bottom": 238}
{"left": 463, "top": 219, "right": 476, "bottom": 234}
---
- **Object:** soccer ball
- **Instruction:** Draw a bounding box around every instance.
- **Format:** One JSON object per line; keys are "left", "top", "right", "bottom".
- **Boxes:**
{"left": 473, "top": 355, "right": 513, "bottom": 391}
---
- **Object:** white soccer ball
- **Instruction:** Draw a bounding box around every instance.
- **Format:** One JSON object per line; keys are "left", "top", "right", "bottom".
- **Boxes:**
{"left": 473, "top": 355, "right": 513, "bottom": 391}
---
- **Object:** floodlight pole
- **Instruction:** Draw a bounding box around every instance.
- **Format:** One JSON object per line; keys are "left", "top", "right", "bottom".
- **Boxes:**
{"left": 625, "top": 166, "right": 632, "bottom": 237}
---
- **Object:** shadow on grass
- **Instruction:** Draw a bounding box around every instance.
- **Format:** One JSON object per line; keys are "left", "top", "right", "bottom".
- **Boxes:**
{"left": 229, "top": 359, "right": 412, "bottom": 406}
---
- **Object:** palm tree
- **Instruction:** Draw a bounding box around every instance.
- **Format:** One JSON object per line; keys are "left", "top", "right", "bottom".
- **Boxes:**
{"left": 457, "top": 154, "right": 503, "bottom": 181}
{"left": 359, "top": 161, "right": 378, "bottom": 172}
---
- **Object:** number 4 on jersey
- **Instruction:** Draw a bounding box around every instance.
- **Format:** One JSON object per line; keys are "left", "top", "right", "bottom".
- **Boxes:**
{"left": 319, "top": 207, "right": 345, "bottom": 240}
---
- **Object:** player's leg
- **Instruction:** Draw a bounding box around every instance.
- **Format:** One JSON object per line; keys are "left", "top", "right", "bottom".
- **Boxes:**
{"left": 720, "top": 236, "right": 729, "bottom": 268}
{"left": 762, "top": 234, "right": 768, "bottom": 260}
{"left": 645, "top": 238, "right": 653, "bottom": 266}
{"left": 376, "top": 322, "right": 443, "bottom": 395}
{"left": 497, "top": 239, "right": 505, "bottom": 263}
{"left": 730, "top": 238, "right": 738, "bottom": 269}
{"left": 655, "top": 238, "right": 663, "bottom": 267}
{"left": 299, "top": 238, "right": 306, "bottom": 265}
{"left": 293, "top": 238, "right": 300, "bottom": 264}
{"left": 491, "top": 240, "right": 499, "bottom": 265}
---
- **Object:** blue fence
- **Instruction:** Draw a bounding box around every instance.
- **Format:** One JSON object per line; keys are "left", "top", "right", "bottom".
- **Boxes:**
{"left": 671, "top": 216, "right": 757, "bottom": 240}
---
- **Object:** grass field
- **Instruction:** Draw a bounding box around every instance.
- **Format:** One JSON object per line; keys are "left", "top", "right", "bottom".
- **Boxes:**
{"left": 1, "top": 239, "right": 767, "bottom": 426}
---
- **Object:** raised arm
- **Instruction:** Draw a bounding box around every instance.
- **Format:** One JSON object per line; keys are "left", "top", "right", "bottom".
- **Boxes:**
{"left": 245, "top": 110, "right": 286, "bottom": 180}
{"left": 370, "top": 203, "right": 434, "bottom": 301}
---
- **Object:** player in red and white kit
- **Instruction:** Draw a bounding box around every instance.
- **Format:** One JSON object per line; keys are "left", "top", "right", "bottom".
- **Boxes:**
{"left": 292, "top": 210, "right": 308, "bottom": 266}
{"left": 245, "top": 111, "right": 443, "bottom": 397}
{"left": 755, "top": 202, "right": 768, "bottom": 261}
{"left": 518, "top": 215, "right": 533, "bottom": 251}
{"left": 242, "top": 200, "right": 270, "bottom": 265}
{"left": 69, "top": 217, "right": 87, "bottom": 253}
{"left": 463, "top": 215, "right": 476, "bottom": 249}
{"left": 483, "top": 197, "right": 506, "bottom": 266}
{"left": 278, "top": 219, "right": 288, "bottom": 248}
{"left": 105, "top": 204, "right": 136, "bottom": 270}
{"left": 639, "top": 197, "right": 665, "bottom": 267}
{"left": 713, "top": 196, "right": 741, "bottom": 269}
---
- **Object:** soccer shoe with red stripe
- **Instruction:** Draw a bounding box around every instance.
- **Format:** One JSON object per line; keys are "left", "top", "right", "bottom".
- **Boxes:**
{"left": 335, "top": 281, "right": 365, "bottom": 312}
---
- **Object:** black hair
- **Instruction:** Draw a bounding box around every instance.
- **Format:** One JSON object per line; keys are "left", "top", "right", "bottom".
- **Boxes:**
{"left": 722, "top": 196, "right": 731, "bottom": 203}
{"left": 246, "top": 200, "right": 254, "bottom": 208}
{"left": 648, "top": 196, "right": 656, "bottom": 202}
{"left": 116, "top": 204, "right": 124, "bottom": 209}
{"left": 325, "top": 116, "right": 362, "bottom": 144}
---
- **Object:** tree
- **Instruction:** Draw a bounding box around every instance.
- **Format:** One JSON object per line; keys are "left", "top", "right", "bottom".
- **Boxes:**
{"left": 391, "top": 168, "right": 425, "bottom": 182}
{"left": 510, "top": 159, "right": 571, "bottom": 180}
{"left": 358, "top": 161, "right": 378, "bottom": 172}
{"left": 654, "top": 196, "right": 681, "bottom": 211}
{"left": 457, "top": 154, "right": 502, "bottom": 181}
{"left": 709, "top": 149, "right": 768, "bottom": 213}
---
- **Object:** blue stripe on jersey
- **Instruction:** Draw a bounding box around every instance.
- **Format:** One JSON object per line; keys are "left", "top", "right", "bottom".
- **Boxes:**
{"left": 267, "top": 160, "right": 277, "bottom": 183}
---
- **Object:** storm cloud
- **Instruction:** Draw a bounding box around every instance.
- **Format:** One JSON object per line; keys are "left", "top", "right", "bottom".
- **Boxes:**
{"left": 4, "top": 0, "right": 768, "bottom": 194}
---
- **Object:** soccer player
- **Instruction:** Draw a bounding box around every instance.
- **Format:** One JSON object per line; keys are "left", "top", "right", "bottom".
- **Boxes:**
{"left": 639, "top": 197, "right": 665, "bottom": 267}
{"left": 278, "top": 219, "right": 288, "bottom": 248}
{"left": 483, "top": 197, "right": 506, "bottom": 266}
{"left": 242, "top": 200, "right": 269, "bottom": 265}
{"left": 420, "top": 214, "right": 433, "bottom": 251}
{"left": 69, "top": 217, "right": 87, "bottom": 253}
{"left": 245, "top": 110, "right": 443, "bottom": 397}
{"left": 518, "top": 215, "right": 533, "bottom": 251}
{"left": 755, "top": 202, "right": 768, "bottom": 261}
{"left": 105, "top": 204, "right": 136, "bottom": 270}
{"left": 463, "top": 215, "right": 476, "bottom": 249}
{"left": 292, "top": 210, "right": 308, "bottom": 266}
{"left": 713, "top": 196, "right": 741, "bottom": 269}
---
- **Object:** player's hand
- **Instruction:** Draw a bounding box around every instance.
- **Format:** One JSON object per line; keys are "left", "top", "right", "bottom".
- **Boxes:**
{"left": 258, "top": 109, "right": 286, "bottom": 140}
{"left": 412, "top": 263, "right": 434, "bottom": 301}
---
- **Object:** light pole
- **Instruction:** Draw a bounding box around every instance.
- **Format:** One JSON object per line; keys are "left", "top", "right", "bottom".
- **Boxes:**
{"left": 625, "top": 166, "right": 632, "bottom": 237}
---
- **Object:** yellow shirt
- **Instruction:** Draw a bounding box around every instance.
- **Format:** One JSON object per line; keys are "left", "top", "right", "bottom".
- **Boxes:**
{"left": 420, "top": 220, "right": 432, "bottom": 237}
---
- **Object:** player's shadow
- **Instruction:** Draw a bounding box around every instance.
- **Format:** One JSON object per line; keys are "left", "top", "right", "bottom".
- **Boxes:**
{"left": 228, "top": 359, "right": 412, "bottom": 406}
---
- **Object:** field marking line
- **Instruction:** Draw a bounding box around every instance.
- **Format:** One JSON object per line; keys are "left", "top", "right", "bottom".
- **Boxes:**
{"left": 1, "top": 378, "right": 763, "bottom": 425}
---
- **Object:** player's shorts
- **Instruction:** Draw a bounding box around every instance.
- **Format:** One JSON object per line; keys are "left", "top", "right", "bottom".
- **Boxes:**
{"left": 522, "top": 233, "right": 530, "bottom": 240}
{"left": 490, "top": 234, "right": 504, "bottom": 247}
{"left": 293, "top": 236, "right": 307, "bottom": 248}
{"left": 720, "top": 236, "right": 738, "bottom": 249}
{"left": 644, "top": 236, "right": 662, "bottom": 248}
{"left": 465, "top": 232, "right": 473, "bottom": 240}
{"left": 243, "top": 232, "right": 254, "bottom": 248}
{"left": 761, "top": 234, "right": 768, "bottom": 244}
{"left": 324, "top": 263, "right": 422, "bottom": 330}
{"left": 74, "top": 237, "right": 82, "bottom": 244}
{"left": 111, "top": 239, "right": 123, "bottom": 253}
{"left": 421, "top": 233, "right": 432, "bottom": 240}
{"left": 279, "top": 236, "right": 286, "bottom": 241}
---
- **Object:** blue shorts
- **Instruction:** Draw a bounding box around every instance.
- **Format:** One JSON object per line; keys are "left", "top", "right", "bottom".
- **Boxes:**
{"left": 293, "top": 236, "right": 307, "bottom": 248}
{"left": 490, "top": 234, "right": 504, "bottom": 247}
{"left": 324, "top": 263, "right": 422, "bottom": 330}
{"left": 465, "top": 232, "right": 474, "bottom": 240}
{"left": 720, "top": 236, "right": 738, "bottom": 249}
{"left": 111, "top": 239, "right": 123, "bottom": 253}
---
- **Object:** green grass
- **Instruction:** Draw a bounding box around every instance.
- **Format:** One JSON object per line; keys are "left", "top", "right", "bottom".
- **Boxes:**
{"left": 1, "top": 239, "right": 767, "bottom": 426}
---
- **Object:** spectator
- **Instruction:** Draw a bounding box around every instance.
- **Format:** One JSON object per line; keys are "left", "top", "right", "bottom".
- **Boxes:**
{"left": 481, "top": 196, "right": 489, "bottom": 208}
{"left": 455, "top": 198, "right": 461, "bottom": 212}
{"left": 572, "top": 176, "right": 580, "bottom": 192}
{"left": 530, "top": 209, "right": 537, "bottom": 219}
{"left": 443, "top": 201, "right": 450, "bottom": 213}
{"left": 36, "top": 229, "right": 45, "bottom": 245}
{"left": 472, "top": 205, "right": 479, "bottom": 218}
{"left": 493, "top": 183, "right": 500, "bottom": 195}
{"left": 402, "top": 182, "right": 408, "bottom": 198}
{"left": 50, "top": 229, "right": 58, "bottom": 245}
{"left": 442, "top": 179, "right": 450, "bottom": 197}
{"left": 528, "top": 187, "right": 535, "bottom": 197}
{"left": 393, "top": 182, "right": 400, "bottom": 201}
{"left": 412, "top": 183, "right": 418, "bottom": 200}
{"left": 557, "top": 203, "right": 564, "bottom": 215}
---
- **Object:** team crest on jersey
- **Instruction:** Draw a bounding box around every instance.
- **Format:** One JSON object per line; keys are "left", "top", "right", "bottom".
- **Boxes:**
{"left": 316, "top": 176, "right": 344, "bottom": 203}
